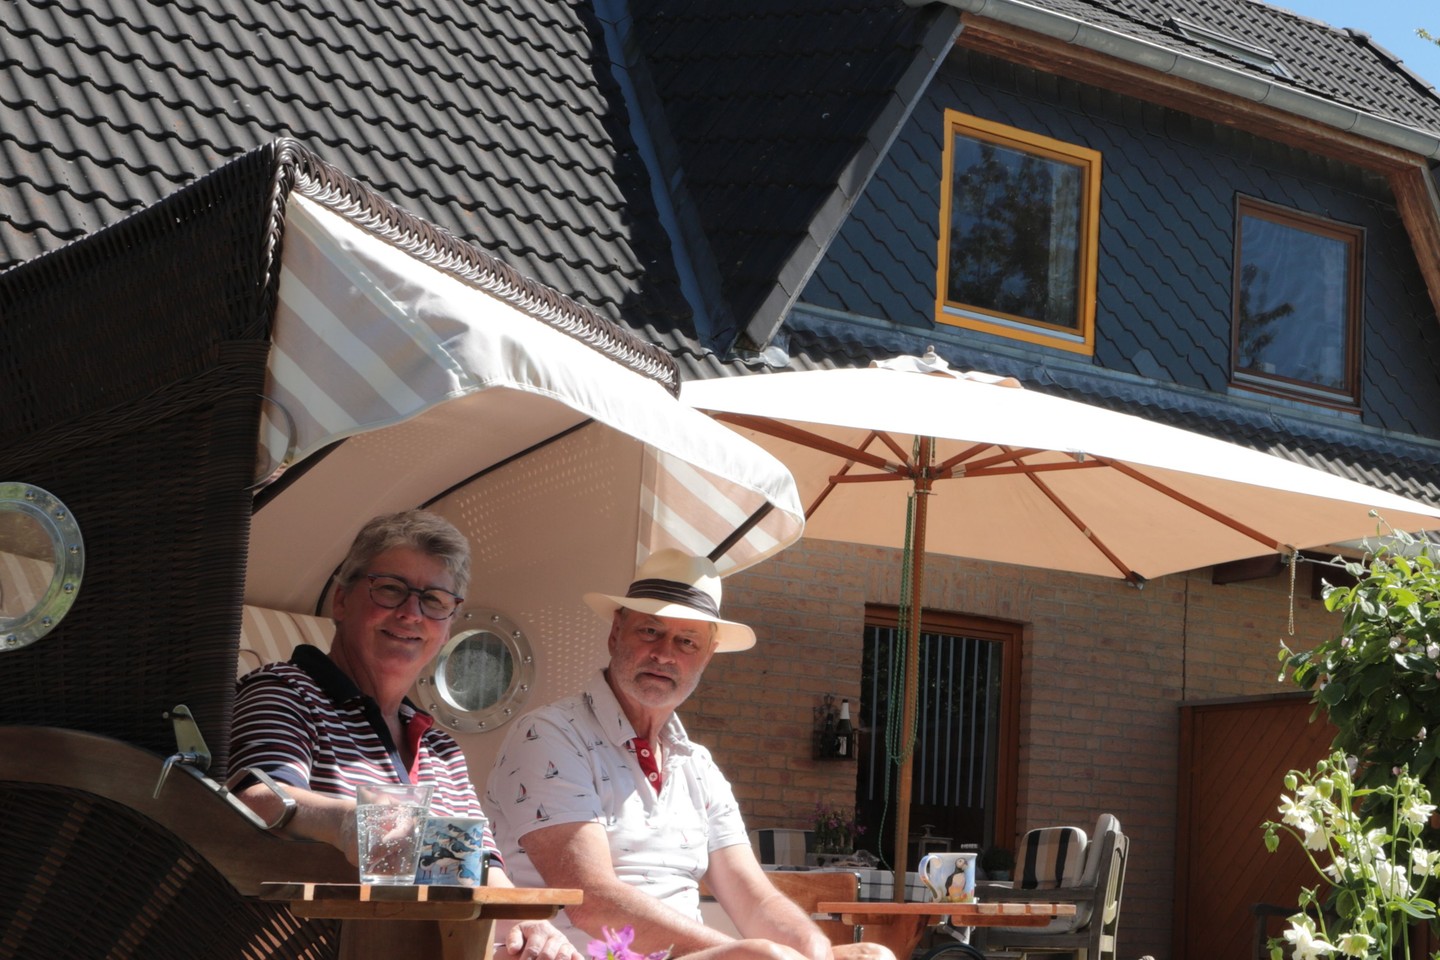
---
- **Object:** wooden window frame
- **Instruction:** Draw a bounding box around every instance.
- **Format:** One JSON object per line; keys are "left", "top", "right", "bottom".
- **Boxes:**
{"left": 862, "top": 605, "right": 1020, "bottom": 853}
{"left": 935, "top": 109, "right": 1102, "bottom": 355}
{"left": 1231, "top": 195, "right": 1364, "bottom": 409}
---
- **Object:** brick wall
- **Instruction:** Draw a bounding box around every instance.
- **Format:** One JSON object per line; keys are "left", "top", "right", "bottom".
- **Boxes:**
{"left": 683, "top": 539, "right": 1340, "bottom": 960}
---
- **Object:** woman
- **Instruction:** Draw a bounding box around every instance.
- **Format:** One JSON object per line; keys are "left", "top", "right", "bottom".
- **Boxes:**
{"left": 232, "top": 509, "right": 578, "bottom": 960}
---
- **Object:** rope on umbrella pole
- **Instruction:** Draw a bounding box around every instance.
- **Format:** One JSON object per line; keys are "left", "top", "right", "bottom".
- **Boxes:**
{"left": 887, "top": 435, "right": 924, "bottom": 765}
{"left": 874, "top": 476, "right": 919, "bottom": 871}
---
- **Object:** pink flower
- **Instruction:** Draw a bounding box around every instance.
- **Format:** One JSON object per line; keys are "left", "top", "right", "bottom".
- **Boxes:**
{"left": 588, "top": 926, "right": 670, "bottom": 960}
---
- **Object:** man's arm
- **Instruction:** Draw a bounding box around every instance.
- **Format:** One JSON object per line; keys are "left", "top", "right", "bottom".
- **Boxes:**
{"left": 702, "top": 845, "right": 833, "bottom": 960}
{"left": 522, "top": 820, "right": 734, "bottom": 957}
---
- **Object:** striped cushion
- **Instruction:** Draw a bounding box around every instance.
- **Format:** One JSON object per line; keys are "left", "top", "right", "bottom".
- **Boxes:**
{"left": 238, "top": 605, "right": 332, "bottom": 677}
{"left": 1017, "top": 825, "right": 1088, "bottom": 890}
{"left": 750, "top": 828, "right": 813, "bottom": 867}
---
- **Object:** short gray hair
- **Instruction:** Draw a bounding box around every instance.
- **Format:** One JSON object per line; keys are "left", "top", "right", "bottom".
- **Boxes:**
{"left": 335, "top": 510, "right": 471, "bottom": 598}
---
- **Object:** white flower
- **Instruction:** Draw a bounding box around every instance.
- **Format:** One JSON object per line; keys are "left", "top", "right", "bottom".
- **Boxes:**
{"left": 1303, "top": 822, "right": 1330, "bottom": 851}
{"left": 1283, "top": 920, "right": 1334, "bottom": 960}
{"left": 1411, "top": 847, "right": 1438, "bottom": 877}
{"left": 1374, "top": 859, "right": 1413, "bottom": 899}
{"left": 1428, "top": 641, "right": 1440, "bottom": 659}
{"left": 1390, "top": 637, "right": 1403, "bottom": 650}
{"left": 1335, "top": 931, "right": 1374, "bottom": 957}
{"left": 1278, "top": 795, "right": 1316, "bottom": 832}
{"left": 1400, "top": 798, "right": 1435, "bottom": 827}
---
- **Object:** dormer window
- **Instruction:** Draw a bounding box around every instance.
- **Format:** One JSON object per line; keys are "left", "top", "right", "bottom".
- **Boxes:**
{"left": 1231, "top": 196, "right": 1363, "bottom": 408}
{"left": 935, "top": 110, "right": 1101, "bottom": 355}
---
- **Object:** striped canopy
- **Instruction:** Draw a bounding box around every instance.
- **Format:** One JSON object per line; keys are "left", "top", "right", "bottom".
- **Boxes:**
{"left": 244, "top": 195, "right": 803, "bottom": 670}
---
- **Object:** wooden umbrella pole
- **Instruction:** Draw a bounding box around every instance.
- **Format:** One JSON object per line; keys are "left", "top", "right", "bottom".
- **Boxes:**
{"left": 891, "top": 436, "right": 932, "bottom": 901}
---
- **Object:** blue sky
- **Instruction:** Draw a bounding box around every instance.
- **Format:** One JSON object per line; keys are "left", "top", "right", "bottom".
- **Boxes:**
{"left": 1274, "top": 0, "right": 1440, "bottom": 86}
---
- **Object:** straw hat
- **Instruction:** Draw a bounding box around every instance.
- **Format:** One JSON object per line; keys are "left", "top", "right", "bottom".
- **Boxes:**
{"left": 583, "top": 549, "right": 755, "bottom": 653}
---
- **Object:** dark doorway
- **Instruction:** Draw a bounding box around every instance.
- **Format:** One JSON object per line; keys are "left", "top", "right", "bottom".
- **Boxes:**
{"left": 855, "top": 608, "right": 1019, "bottom": 868}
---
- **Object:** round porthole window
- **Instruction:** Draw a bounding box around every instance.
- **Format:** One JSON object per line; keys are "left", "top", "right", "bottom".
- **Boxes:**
{"left": 417, "top": 608, "right": 534, "bottom": 733}
{"left": 0, "top": 482, "right": 84, "bottom": 652}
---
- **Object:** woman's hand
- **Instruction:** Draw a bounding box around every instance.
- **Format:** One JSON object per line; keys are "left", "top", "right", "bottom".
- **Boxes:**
{"left": 503, "top": 919, "right": 584, "bottom": 960}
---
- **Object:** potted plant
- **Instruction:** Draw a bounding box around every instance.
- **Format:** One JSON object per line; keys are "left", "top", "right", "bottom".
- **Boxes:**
{"left": 981, "top": 845, "right": 1015, "bottom": 882}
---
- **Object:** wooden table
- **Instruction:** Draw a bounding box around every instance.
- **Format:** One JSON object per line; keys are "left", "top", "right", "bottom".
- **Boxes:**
{"left": 260, "top": 883, "right": 582, "bottom": 960}
{"left": 815, "top": 899, "right": 1076, "bottom": 959}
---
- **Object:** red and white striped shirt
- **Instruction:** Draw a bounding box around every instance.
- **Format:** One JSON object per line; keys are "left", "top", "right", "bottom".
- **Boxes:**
{"left": 232, "top": 644, "right": 500, "bottom": 861}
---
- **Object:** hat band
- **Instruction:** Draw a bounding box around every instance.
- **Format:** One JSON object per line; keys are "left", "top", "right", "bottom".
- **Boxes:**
{"left": 626, "top": 578, "right": 722, "bottom": 619}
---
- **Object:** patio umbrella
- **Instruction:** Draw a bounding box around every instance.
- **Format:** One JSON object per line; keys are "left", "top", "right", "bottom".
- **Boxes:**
{"left": 683, "top": 349, "right": 1440, "bottom": 894}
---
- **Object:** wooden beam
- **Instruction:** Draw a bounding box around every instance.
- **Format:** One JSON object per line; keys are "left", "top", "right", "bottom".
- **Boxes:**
{"left": 1390, "top": 163, "right": 1440, "bottom": 314}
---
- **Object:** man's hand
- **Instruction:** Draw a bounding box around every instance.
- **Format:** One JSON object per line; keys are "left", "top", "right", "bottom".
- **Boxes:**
{"left": 503, "top": 919, "right": 584, "bottom": 960}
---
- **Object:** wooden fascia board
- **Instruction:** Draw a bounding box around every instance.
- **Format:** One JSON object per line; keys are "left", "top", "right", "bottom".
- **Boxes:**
{"left": 1390, "top": 164, "right": 1440, "bottom": 313}
{"left": 955, "top": 16, "right": 1440, "bottom": 324}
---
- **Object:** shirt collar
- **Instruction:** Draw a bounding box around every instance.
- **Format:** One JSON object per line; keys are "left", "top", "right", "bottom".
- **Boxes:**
{"left": 290, "top": 643, "right": 428, "bottom": 720}
{"left": 583, "top": 669, "right": 691, "bottom": 753}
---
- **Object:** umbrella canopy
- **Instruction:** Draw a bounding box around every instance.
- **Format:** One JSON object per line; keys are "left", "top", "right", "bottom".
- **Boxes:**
{"left": 683, "top": 351, "right": 1440, "bottom": 892}
{"left": 247, "top": 195, "right": 802, "bottom": 615}
{"left": 684, "top": 356, "right": 1440, "bottom": 583}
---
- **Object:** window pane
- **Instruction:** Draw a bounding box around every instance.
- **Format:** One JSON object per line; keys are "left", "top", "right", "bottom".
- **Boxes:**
{"left": 946, "top": 135, "right": 1084, "bottom": 330}
{"left": 1237, "top": 213, "right": 1351, "bottom": 390}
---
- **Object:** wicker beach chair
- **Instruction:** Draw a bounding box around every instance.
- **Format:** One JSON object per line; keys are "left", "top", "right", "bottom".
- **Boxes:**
{"left": 0, "top": 138, "right": 702, "bottom": 959}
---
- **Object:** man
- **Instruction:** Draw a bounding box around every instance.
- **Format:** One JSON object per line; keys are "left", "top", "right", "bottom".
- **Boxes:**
{"left": 486, "top": 550, "right": 893, "bottom": 960}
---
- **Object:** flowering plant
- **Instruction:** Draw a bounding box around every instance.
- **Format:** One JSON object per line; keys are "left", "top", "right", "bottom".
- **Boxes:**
{"left": 1262, "top": 751, "right": 1439, "bottom": 959}
{"left": 1279, "top": 539, "right": 1440, "bottom": 800}
{"left": 813, "top": 801, "right": 865, "bottom": 854}
{"left": 588, "top": 926, "right": 669, "bottom": 960}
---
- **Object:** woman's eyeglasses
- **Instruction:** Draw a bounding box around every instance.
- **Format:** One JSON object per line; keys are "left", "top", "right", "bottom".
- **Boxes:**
{"left": 364, "top": 574, "right": 462, "bottom": 620}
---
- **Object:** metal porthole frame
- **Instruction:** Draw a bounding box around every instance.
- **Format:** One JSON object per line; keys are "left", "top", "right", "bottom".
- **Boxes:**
{"left": 415, "top": 608, "right": 535, "bottom": 733}
{"left": 0, "top": 482, "right": 84, "bottom": 652}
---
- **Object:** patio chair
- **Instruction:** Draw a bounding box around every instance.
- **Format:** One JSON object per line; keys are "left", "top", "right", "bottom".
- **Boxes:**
{"left": 751, "top": 827, "right": 815, "bottom": 868}
{"left": 972, "top": 814, "right": 1129, "bottom": 960}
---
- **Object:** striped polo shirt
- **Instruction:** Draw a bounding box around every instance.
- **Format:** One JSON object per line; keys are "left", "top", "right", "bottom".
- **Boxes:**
{"left": 231, "top": 644, "right": 500, "bottom": 861}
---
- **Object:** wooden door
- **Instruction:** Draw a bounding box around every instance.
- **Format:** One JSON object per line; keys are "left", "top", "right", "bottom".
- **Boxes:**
{"left": 1173, "top": 695, "right": 1334, "bottom": 960}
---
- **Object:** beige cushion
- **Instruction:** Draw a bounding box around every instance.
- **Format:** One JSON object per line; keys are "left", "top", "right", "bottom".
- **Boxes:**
{"left": 238, "top": 605, "right": 332, "bottom": 677}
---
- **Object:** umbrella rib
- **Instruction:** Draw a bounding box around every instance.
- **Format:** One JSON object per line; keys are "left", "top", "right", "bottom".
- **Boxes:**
{"left": 935, "top": 442, "right": 1012, "bottom": 474}
{"left": 808, "top": 431, "right": 909, "bottom": 517}
{"left": 712, "top": 413, "right": 898, "bottom": 472}
{"left": 1023, "top": 470, "right": 1142, "bottom": 583}
{"left": 1106, "top": 458, "right": 1284, "bottom": 550}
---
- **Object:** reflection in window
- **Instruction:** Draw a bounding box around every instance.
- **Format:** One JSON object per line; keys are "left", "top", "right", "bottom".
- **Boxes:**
{"left": 0, "top": 511, "right": 55, "bottom": 618}
{"left": 936, "top": 110, "right": 1101, "bottom": 354}
{"left": 439, "top": 630, "right": 514, "bottom": 712}
{"left": 1233, "top": 197, "right": 1362, "bottom": 406}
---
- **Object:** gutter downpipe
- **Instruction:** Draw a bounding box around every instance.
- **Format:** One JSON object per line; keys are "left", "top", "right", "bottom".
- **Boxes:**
{"left": 911, "top": 0, "right": 1440, "bottom": 162}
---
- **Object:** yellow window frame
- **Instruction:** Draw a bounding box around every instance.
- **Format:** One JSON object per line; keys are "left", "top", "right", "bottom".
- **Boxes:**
{"left": 935, "top": 110, "right": 1101, "bottom": 355}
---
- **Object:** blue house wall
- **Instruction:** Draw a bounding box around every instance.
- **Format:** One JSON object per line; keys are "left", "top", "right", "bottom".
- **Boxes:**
{"left": 802, "top": 47, "right": 1440, "bottom": 440}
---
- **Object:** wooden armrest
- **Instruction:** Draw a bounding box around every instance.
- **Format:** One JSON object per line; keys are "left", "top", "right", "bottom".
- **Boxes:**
{"left": 974, "top": 884, "right": 1094, "bottom": 905}
{"left": 0, "top": 726, "right": 353, "bottom": 895}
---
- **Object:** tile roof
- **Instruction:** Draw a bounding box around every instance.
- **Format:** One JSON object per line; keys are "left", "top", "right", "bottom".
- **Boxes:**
{"left": 966, "top": 0, "right": 1440, "bottom": 137}
{"left": 0, "top": 0, "right": 690, "bottom": 349}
